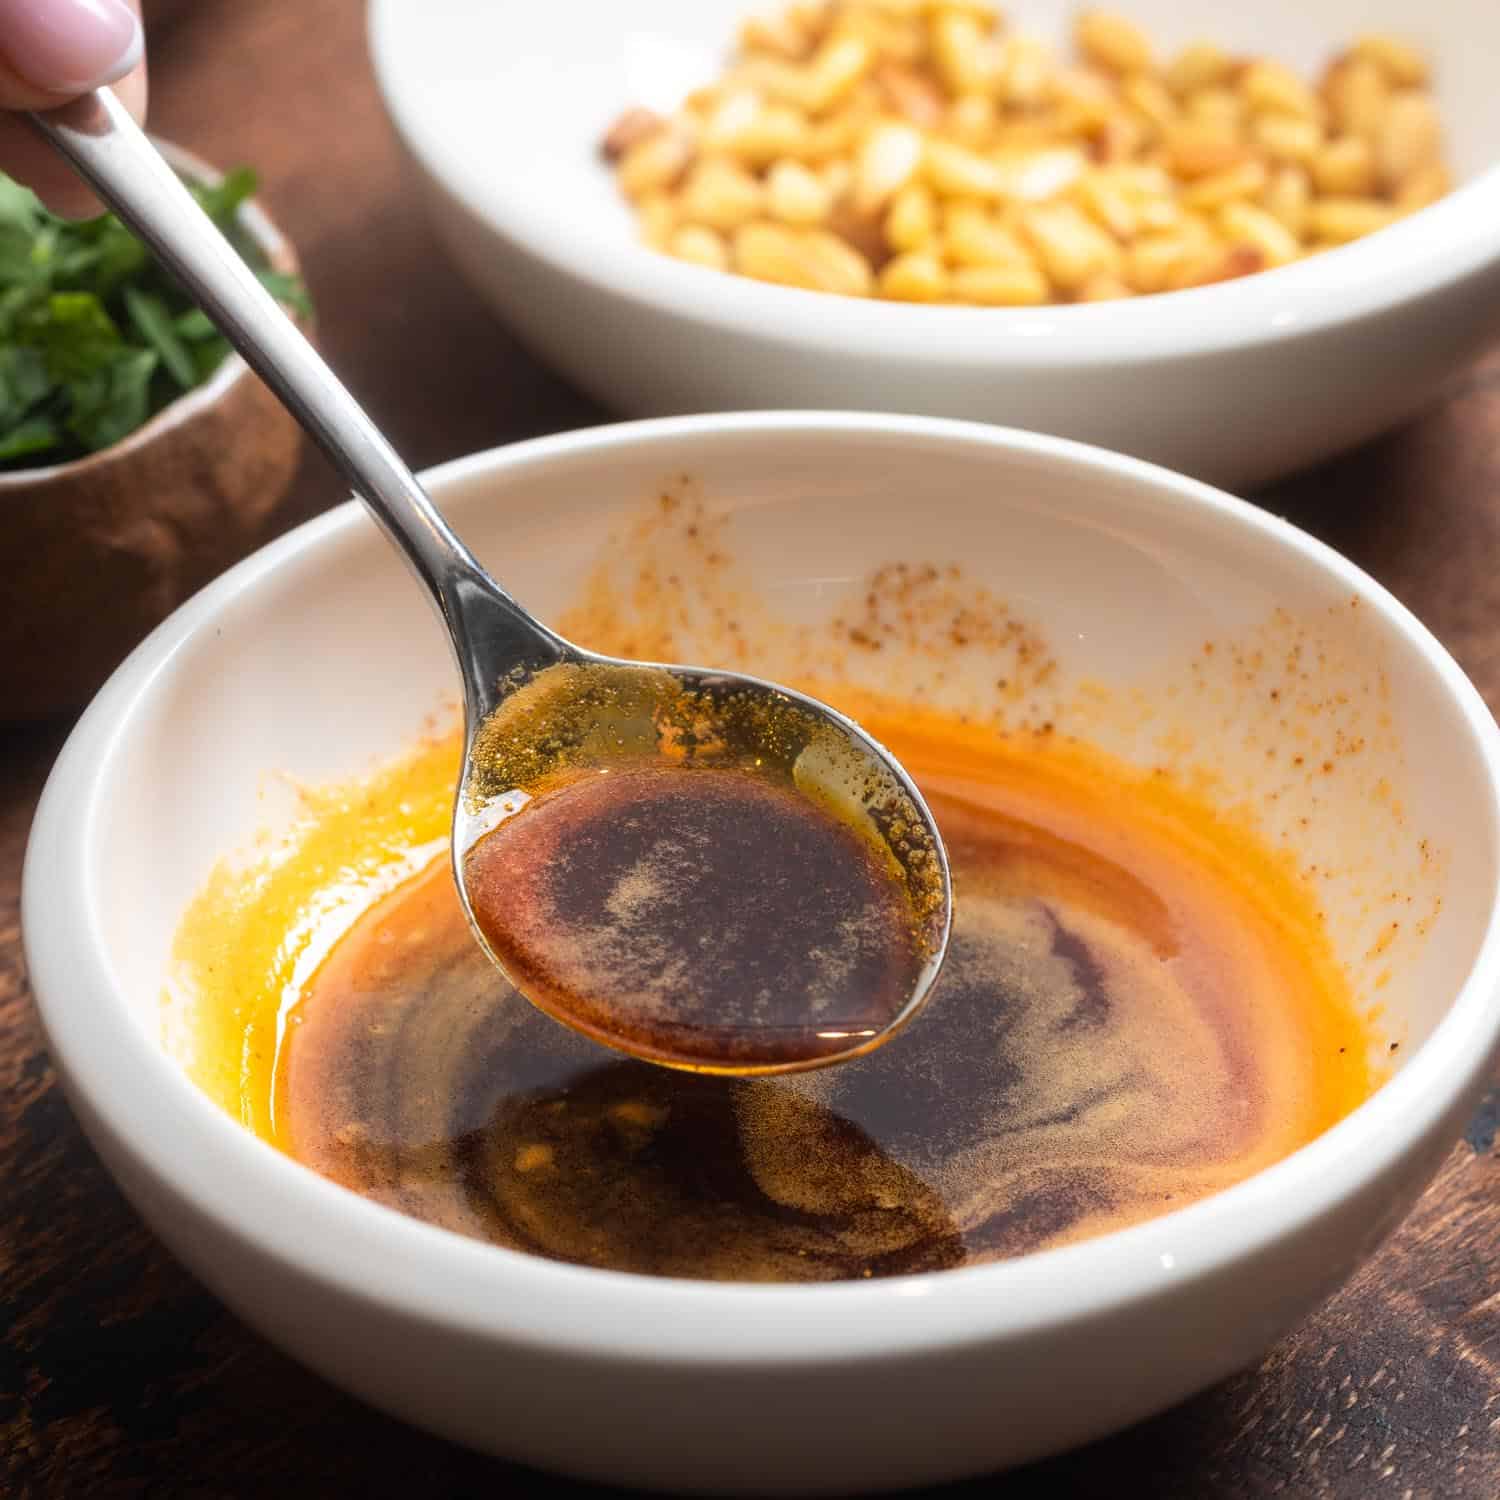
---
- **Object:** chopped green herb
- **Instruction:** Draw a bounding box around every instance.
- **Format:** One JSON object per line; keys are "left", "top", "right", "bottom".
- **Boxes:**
{"left": 124, "top": 286, "right": 196, "bottom": 390}
{"left": 0, "top": 415, "right": 58, "bottom": 461}
{"left": 0, "top": 166, "right": 310, "bottom": 469}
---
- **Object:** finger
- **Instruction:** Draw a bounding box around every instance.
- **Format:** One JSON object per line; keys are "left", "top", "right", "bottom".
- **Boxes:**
{"left": 0, "top": 2, "right": 146, "bottom": 217}
{"left": 0, "top": 0, "right": 142, "bottom": 101}
{"left": 0, "top": 60, "right": 147, "bottom": 215}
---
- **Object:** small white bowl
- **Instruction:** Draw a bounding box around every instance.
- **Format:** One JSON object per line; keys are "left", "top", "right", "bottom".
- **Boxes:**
{"left": 23, "top": 415, "right": 1500, "bottom": 1493}
{"left": 368, "top": 0, "right": 1500, "bottom": 488}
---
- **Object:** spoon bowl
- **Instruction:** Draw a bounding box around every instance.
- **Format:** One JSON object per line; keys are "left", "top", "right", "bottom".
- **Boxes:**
{"left": 32, "top": 89, "right": 952, "bottom": 1071}
{"left": 454, "top": 648, "right": 951, "bottom": 1072}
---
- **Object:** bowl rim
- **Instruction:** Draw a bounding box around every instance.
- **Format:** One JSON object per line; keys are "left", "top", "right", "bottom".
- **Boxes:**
{"left": 367, "top": 0, "right": 1500, "bottom": 369}
{"left": 0, "top": 141, "right": 299, "bottom": 491}
{"left": 23, "top": 412, "right": 1500, "bottom": 1368}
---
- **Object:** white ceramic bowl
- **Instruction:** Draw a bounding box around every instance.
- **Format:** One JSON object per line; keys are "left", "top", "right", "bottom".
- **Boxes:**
{"left": 368, "top": 0, "right": 1500, "bottom": 489}
{"left": 23, "top": 415, "right": 1500, "bottom": 1493}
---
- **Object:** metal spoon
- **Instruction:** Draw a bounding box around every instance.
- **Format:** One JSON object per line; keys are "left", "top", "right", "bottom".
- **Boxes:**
{"left": 32, "top": 89, "right": 952, "bottom": 1073}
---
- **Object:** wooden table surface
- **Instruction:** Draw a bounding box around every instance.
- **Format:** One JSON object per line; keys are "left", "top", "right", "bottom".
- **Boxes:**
{"left": 3, "top": 2, "right": 1498, "bottom": 1495}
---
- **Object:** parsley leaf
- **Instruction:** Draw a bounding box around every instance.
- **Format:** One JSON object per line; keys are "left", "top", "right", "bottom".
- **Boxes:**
{"left": 194, "top": 166, "right": 259, "bottom": 228}
{"left": 66, "top": 347, "right": 159, "bottom": 451}
{"left": 0, "top": 164, "right": 310, "bottom": 470}
{"left": 0, "top": 415, "right": 61, "bottom": 461}
{"left": 0, "top": 345, "right": 48, "bottom": 420}
{"left": 23, "top": 291, "right": 122, "bottom": 380}
{"left": 124, "top": 285, "right": 196, "bottom": 390}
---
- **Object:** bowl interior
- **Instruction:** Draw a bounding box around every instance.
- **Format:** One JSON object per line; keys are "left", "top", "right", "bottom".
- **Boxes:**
{"left": 373, "top": 0, "right": 1500, "bottom": 278}
{"left": 95, "top": 419, "right": 1496, "bottom": 1090}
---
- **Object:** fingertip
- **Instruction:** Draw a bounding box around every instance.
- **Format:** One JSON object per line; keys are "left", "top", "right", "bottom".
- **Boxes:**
{"left": 5, "top": 58, "right": 147, "bottom": 218}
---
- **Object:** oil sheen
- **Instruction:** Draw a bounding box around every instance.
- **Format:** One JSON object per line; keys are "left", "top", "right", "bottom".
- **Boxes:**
{"left": 180, "top": 707, "right": 1375, "bottom": 1282}
{"left": 464, "top": 762, "right": 926, "bottom": 1070}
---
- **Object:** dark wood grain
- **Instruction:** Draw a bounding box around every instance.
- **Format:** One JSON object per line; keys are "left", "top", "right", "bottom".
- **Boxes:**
{"left": 3, "top": 2, "right": 1498, "bottom": 1494}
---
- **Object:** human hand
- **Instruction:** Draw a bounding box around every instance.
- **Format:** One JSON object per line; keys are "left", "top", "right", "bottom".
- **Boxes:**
{"left": 0, "top": 0, "right": 146, "bottom": 216}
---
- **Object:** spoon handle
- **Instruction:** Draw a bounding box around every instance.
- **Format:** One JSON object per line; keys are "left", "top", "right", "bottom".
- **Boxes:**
{"left": 29, "top": 89, "right": 562, "bottom": 701}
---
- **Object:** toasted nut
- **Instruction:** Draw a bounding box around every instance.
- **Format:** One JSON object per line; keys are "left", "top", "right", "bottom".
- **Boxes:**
{"left": 740, "top": 10, "right": 815, "bottom": 60}
{"left": 947, "top": 92, "right": 998, "bottom": 148}
{"left": 678, "top": 157, "right": 765, "bottom": 230}
{"left": 998, "top": 34, "right": 1055, "bottom": 106}
{"left": 854, "top": 121, "right": 926, "bottom": 213}
{"left": 1053, "top": 66, "right": 1118, "bottom": 130}
{"left": 1075, "top": 271, "right": 1134, "bottom": 301}
{"left": 1262, "top": 164, "right": 1312, "bottom": 238}
{"left": 1395, "top": 161, "right": 1452, "bottom": 214}
{"left": 668, "top": 224, "right": 731, "bottom": 269}
{"left": 1132, "top": 193, "right": 1183, "bottom": 233}
{"left": 999, "top": 111, "right": 1080, "bottom": 149}
{"left": 1322, "top": 56, "right": 1388, "bottom": 139}
{"left": 1111, "top": 162, "right": 1181, "bottom": 196}
{"left": 766, "top": 158, "right": 835, "bottom": 224}
{"left": 702, "top": 101, "right": 810, "bottom": 166}
{"left": 733, "top": 221, "right": 874, "bottom": 294}
{"left": 1095, "top": 113, "right": 1149, "bottom": 164}
{"left": 618, "top": 131, "right": 694, "bottom": 198}
{"left": 992, "top": 145, "right": 1089, "bottom": 200}
{"left": 802, "top": 33, "right": 877, "bottom": 113}
{"left": 1181, "top": 159, "right": 1269, "bottom": 210}
{"left": 950, "top": 263, "right": 1051, "bottom": 304}
{"left": 885, "top": 180, "right": 938, "bottom": 249}
{"left": 1377, "top": 91, "right": 1442, "bottom": 191}
{"left": 1122, "top": 74, "right": 1179, "bottom": 135}
{"left": 1074, "top": 172, "right": 1139, "bottom": 238}
{"left": 804, "top": 107, "right": 871, "bottom": 163}
{"left": 819, "top": 157, "right": 853, "bottom": 199}
{"left": 1307, "top": 196, "right": 1397, "bottom": 243}
{"left": 1168, "top": 244, "right": 1265, "bottom": 289}
{"left": 1164, "top": 121, "right": 1254, "bottom": 178}
{"left": 875, "top": 62, "right": 946, "bottom": 127}
{"left": 931, "top": 9, "right": 995, "bottom": 96}
{"left": 637, "top": 192, "right": 678, "bottom": 249}
{"left": 1217, "top": 201, "right": 1301, "bottom": 266}
{"left": 1164, "top": 42, "right": 1232, "bottom": 96}
{"left": 839, "top": 6, "right": 926, "bottom": 65}
{"left": 924, "top": 138, "right": 1012, "bottom": 198}
{"left": 1185, "top": 86, "right": 1246, "bottom": 131}
{"left": 928, "top": 0, "right": 1002, "bottom": 23}
{"left": 1252, "top": 113, "right": 1323, "bottom": 164}
{"left": 1241, "top": 60, "right": 1323, "bottom": 121}
{"left": 878, "top": 249, "right": 950, "bottom": 300}
{"left": 1126, "top": 231, "right": 1200, "bottom": 293}
{"left": 943, "top": 201, "right": 1031, "bottom": 265}
{"left": 1310, "top": 135, "right": 1376, "bottom": 196}
{"left": 1019, "top": 201, "right": 1123, "bottom": 289}
{"left": 602, "top": 108, "right": 666, "bottom": 161}
{"left": 1075, "top": 11, "right": 1152, "bottom": 75}
{"left": 797, "top": 226, "right": 877, "bottom": 293}
{"left": 1353, "top": 34, "right": 1429, "bottom": 88}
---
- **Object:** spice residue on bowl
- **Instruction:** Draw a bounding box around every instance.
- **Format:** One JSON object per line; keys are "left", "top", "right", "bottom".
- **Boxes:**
{"left": 164, "top": 482, "right": 1421, "bottom": 1282}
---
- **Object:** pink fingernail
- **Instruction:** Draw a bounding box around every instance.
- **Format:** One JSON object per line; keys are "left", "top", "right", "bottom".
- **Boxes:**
{"left": 1, "top": 0, "right": 143, "bottom": 93}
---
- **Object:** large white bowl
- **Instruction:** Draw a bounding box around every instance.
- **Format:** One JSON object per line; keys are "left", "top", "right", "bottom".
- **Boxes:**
{"left": 23, "top": 415, "right": 1500, "bottom": 1493}
{"left": 368, "top": 0, "right": 1500, "bottom": 488}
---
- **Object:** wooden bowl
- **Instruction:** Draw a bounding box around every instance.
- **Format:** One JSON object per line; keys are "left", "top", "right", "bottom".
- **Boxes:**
{"left": 0, "top": 145, "right": 306, "bottom": 721}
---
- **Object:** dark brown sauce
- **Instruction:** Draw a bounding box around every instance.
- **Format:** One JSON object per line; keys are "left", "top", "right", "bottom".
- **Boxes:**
{"left": 283, "top": 723, "right": 1373, "bottom": 1282}
{"left": 463, "top": 763, "right": 925, "bottom": 1070}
